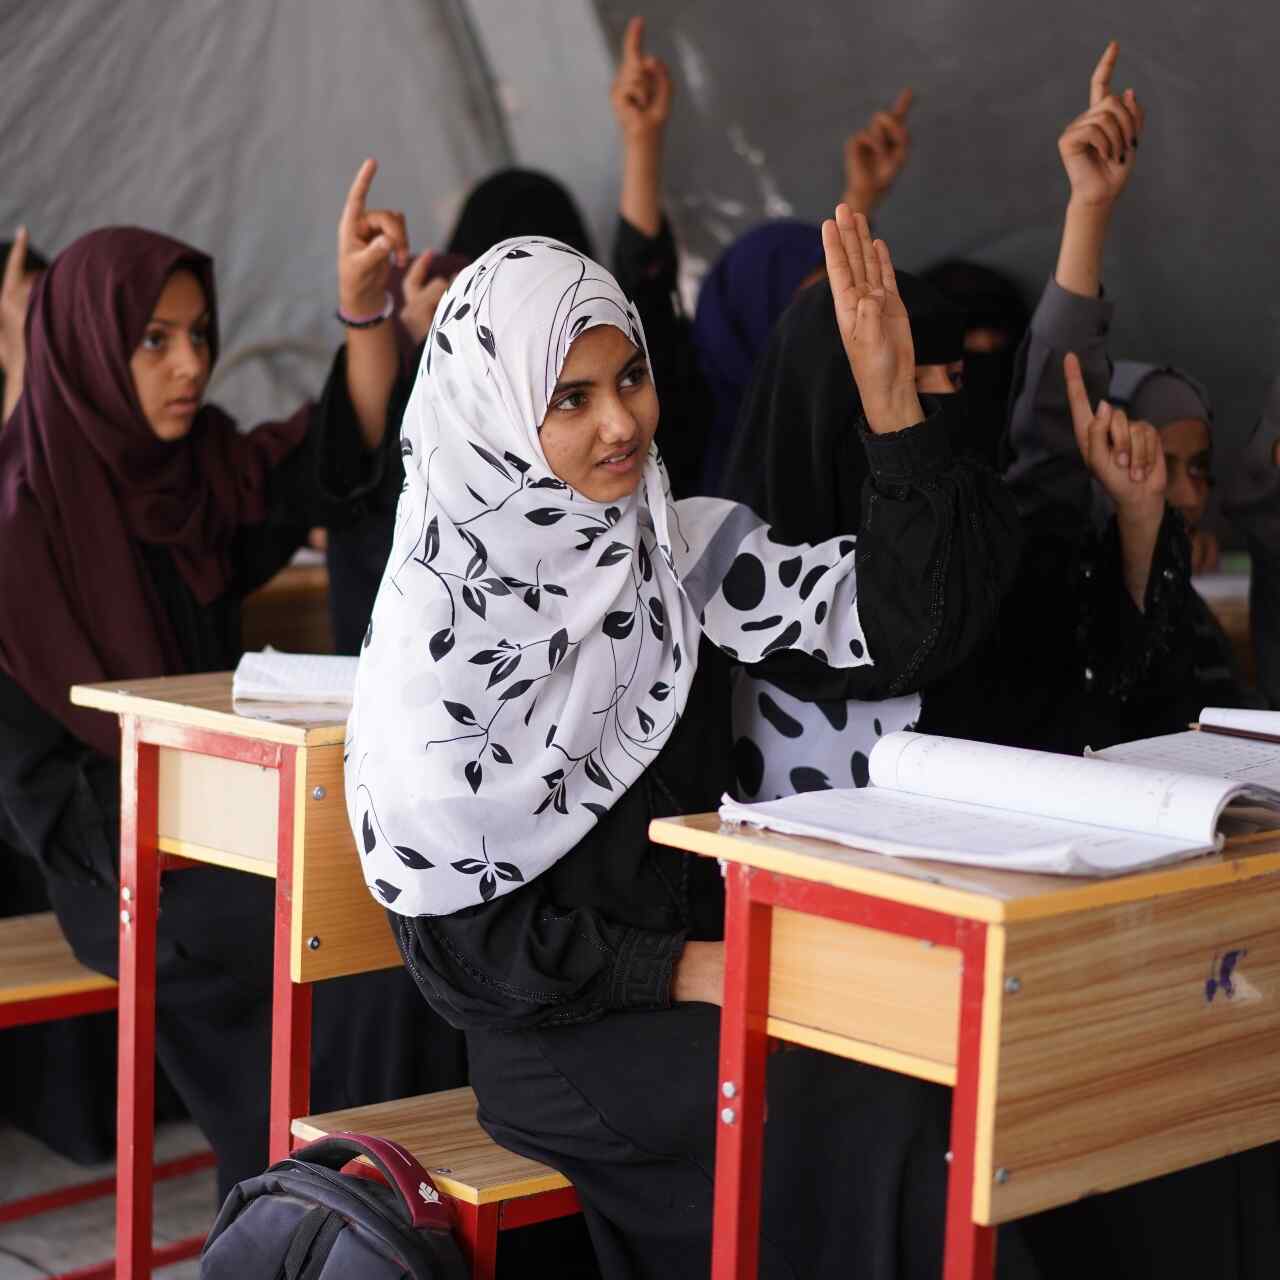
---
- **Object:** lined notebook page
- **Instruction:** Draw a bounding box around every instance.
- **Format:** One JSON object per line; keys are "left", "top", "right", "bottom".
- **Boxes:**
{"left": 1093, "top": 730, "right": 1280, "bottom": 792}
{"left": 717, "top": 788, "right": 1213, "bottom": 877}
{"left": 1199, "top": 707, "right": 1280, "bottom": 738}
{"left": 869, "top": 732, "right": 1237, "bottom": 845}
{"left": 232, "top": 651, "right": 358, "bottom": 704}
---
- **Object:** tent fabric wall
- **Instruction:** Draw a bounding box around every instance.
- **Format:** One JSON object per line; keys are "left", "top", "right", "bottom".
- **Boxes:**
{"left": 1, "top": 0, "right": 511, "bottom": 424}
{"left": 592, "top": 1, "right": 1280, "bottom": 464}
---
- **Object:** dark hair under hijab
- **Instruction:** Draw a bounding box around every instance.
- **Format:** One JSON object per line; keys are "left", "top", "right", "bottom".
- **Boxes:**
{"left": 446, "top": 168, "right": 595, "bottom": 261}
{"left": 0, "top": 227, "right": 309, "bottom": 755}
{"left": 718, "top": 271, "right": 965, "bottom": 544}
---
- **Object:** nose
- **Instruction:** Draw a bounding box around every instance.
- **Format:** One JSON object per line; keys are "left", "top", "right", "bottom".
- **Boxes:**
{"left": 173, "top": 335, "right": 205, "bottom": 384}
{"left": 597, "top": 394, "right": 638, "bottom": 446}
{"left": 1164, "top": 462, "right": 1202, "bottom": 528}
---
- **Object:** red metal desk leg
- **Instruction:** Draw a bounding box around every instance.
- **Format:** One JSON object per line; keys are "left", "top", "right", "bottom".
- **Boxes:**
{"left": 944, "top": 921, "right": 996, "bottom": 1280}
{"left": 711, "top": 862, "right": 774, "bottom": 1280}
{"left": 116, "top": 716, "right": 159, "bottom": 1280}
{"left": 269, "top": 747, "right": 312, "bottom": 1163}
{"left": 454, "top": 1200, "right": 499, "bottom": 1280}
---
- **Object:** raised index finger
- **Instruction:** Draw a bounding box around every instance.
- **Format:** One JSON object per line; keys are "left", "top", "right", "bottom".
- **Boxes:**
{"left": 2, "top": 226, "right": 29, "bottom": 297}
{"left": 1063, "top": 352, "right": 1096, "bottom": 445}
{"left": 342, "top": 158, "right": 377, "bottom": 231}
{"left": 890, "top": 87, "right": 914, "bottom": 121}
{"left": 621, "top": 15, "right": 645, "bottom": 64}
{"left": 1090, "top": 41, "right": 1119, "bottom": 106}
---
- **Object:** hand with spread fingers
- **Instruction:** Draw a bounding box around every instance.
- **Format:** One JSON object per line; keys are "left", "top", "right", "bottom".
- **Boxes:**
{"left": 842, "top": 88, "right": 913, "bottom": 217}
{"left": 610, "top": 15, "right": 673, "bottom": 144}
{"left": 1059, "top": 41, "right": 1145, "bottom": 208}
{"left": 1065, "top": 352, "right": 1165, "bottom": 511}
{"left": 822, "top": 204, "right": 922, "bottom": 434}
{"left": 338, "top": 157, "right": 410, "bottom": 317}
{"left": 399, "top": 251, "right": 449, "bottom": 346}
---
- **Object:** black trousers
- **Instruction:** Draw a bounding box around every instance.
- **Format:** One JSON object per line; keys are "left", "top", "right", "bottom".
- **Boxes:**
{"left": 47, "top": 867, "right": 468, "bottom": 1204}
{"left": 467, "top": 1003, "right": 1280, "bottom": 1280}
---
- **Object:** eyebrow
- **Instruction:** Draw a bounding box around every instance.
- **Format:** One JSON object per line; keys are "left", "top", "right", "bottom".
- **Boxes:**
{"left": 550, "top": 351, "right": 647, "bottom": 399}
{"left": 147, "top": 311, "right": 211, "bottom": 328}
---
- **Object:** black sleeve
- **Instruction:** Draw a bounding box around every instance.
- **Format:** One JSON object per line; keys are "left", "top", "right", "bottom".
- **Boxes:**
{"left": 612, "top": 215, "right": 709, "bottom": 498}
{"left": 324, "top": 348, "right": 420, "bottom": 654}
{"left": 749, "top": 409, "right": 1023, "bottom": 702}
{"left": 233, "top": 347, "right": 403, "bottom": 597}
{"left": 395, "top": 780, "right": 685, "bottom": 1033}
{"left": 0, "top": 669, "right": 119, "bottom": 887}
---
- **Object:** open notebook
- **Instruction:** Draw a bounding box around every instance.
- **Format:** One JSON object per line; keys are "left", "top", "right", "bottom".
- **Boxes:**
{"left": 719, "top": 728, "right": 1280, "bottom": 877}
{"left": 232, "top": 650, "right": 358, "bottom": 715}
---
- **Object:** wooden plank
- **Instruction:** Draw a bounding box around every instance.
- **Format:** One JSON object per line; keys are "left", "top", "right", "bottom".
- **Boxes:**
{"left": 976, "top": 872, "right": 1280, "bottom": 1223}
{"left": 157, "top": 838, "right": 277, "bottom": 879}
{"left": 71, "top": 673, "right": 345, "bottom": 747}
{"left": 650, "top": 815, "right": 1280, "bottom": 923}
{"left": 291, "top": 1089, "right": 571, "bottom": 1205}
{"left": 291, "top": 745, "right": 401, "bottom": 984}
{"left": 242, "top": 561, "right": 335, "bottom": 656}
{"left": 158, "top": 747, "right": 278, "bottom": 868}
{"left": 765, "top": 1018, "right": 956, "bottom": 1085}
{"left": 0, "top": 913, "right": 116, "bottom": 1004}
{"left": 766, "top": 908, "right": 960, "bottom": 1070}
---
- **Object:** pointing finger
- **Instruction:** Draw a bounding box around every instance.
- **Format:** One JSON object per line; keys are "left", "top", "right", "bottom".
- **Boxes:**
{"left": 341, "top": 158, "right": 377, "bottom": 241}
{"left": 1090, "top": 40, "right": 1119, "bottom": 107}
{"left": 1064, "top": 352, "right": 1096, "bottom": 451}
{"left": 890, "top": 87, "right": 914, "bottom": 121}
{"left": 2, "top": 226, "right": 29, "bottom": 299}
{"left": 404, "top": 249, "right": 434, "bottom": 293}
{"left": 621, "top": 14, "right": 644, "bottom": 64}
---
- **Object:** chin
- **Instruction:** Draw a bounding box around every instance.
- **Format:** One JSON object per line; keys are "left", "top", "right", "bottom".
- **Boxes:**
{"left": 151, "top": 417, "right": 195, "bottom": 442}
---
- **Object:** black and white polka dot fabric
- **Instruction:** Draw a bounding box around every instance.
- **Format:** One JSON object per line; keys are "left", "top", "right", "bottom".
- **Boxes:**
{"left": 731, "top": 671, "right": 919, "bottom": 800}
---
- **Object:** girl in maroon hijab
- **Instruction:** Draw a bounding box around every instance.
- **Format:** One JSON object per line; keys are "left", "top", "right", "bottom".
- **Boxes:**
{"left": 0, "top": 161, "right": 467, "bottom": 1198}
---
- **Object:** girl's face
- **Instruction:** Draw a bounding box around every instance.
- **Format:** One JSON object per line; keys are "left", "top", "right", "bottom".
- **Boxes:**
{"left": 538, "top": 324, "right": 658, "bottom": 502}
{"left": 129, "top": 269, "right": 211, "bottom": 441}
{"left": 1159, "top": 417, "right": 1212, "bottom": 530}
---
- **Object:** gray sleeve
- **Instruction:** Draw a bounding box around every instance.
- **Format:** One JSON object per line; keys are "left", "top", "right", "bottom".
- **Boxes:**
{"left": 1004, "top": 277, "right": 1115, "bottom": 520}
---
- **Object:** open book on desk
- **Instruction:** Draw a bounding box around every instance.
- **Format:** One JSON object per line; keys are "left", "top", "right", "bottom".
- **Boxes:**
{"left": 232, "top": 650, "right": 357, "bottom": 709}
{"left": 719, "top": 731, "right": 1280, "bottom": 877}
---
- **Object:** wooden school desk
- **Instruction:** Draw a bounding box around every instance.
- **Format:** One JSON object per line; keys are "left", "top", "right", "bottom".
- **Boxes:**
{"left": 70, "top": 673, "right": 395, "bottom": 1280}
{"left": 648, "top": 814, "right": 1280, "bottom": 1280}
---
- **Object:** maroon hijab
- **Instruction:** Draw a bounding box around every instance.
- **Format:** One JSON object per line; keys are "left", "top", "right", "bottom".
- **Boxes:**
{"left": 0, "top": 227, "right": 310, "bottom": 755}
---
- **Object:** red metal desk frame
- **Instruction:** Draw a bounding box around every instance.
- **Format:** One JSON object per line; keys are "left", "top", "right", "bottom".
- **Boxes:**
{"left": 713, "top": 861, "right": 994, "bottom": 1280}
{"left": 114, "top": 714, "right": 309, "bottom": 1279}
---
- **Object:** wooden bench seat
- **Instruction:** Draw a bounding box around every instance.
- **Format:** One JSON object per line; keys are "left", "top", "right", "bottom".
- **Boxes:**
{"left": 291, "top": 1086, "right": 571, "bottom": 1207}
{"left": 0, "top": 911, "right": 117, "bottom": 1029}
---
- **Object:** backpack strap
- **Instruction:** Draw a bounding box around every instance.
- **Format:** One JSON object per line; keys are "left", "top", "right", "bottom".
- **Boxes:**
{"left": 290, "top": 1132, "right": 454, "bottom": 1232}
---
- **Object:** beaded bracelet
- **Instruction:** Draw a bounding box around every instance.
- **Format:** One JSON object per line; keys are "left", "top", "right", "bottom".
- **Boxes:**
{"left": 336, "top": 291, "right": 394, "bottom": 329}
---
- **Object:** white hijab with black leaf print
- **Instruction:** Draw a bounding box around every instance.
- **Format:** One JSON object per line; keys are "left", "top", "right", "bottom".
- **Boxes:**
{"left": 347, "top": 236, "right": 874, "bottom": 916}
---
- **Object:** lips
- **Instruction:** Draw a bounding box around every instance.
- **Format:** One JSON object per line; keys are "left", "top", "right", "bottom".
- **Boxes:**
{"left": 166, "top": 395, "right": 200, "bottom": 414}
{"left": 596, "top": 444, "right": 640, "bottom": 471}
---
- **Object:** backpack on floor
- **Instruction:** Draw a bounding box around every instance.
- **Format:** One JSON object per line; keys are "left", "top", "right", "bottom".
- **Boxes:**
{"left": 201, "top": 1131, "right": 469, "bottom": 1279}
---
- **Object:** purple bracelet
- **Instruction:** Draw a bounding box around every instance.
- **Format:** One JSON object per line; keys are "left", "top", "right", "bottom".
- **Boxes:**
{"left": 336, "top": 291, "right": 394, "bottom": 329}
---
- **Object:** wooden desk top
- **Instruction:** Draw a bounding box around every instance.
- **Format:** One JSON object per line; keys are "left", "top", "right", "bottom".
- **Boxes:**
{"left": 71, "top": 672, "right": 346, "bottom": 747}
{"left": 650, "top": 813, "right": 1280, "bottom": 923}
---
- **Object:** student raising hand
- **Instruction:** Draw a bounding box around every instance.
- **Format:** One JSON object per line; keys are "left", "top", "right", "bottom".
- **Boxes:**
{"left": 842, "top": 88, "right": 913, "bottom": 218}
{"left": 822, "top": 204, "right": 922, "bottom": 434}
{"left": 1059, "top": 41, "right": 1145, "bottom": 209}
{"left": 1066, "top": 351, "right": 1167, "bottom": 607}
{"left": 337, "top": 158, "right": 409, "bottom": 449}
{"left": 610, "top": 15, "right": 672, "bottom": 237}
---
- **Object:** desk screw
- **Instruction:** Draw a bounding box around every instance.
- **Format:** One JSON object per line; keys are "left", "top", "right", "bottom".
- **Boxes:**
{"left": 721, "top": 1108, "right": 737, "bottom": 1125}
{"left": 721, "top": 1081, "right": 737, "bottom": 1099}
{"left": 120, "top": 910, "right": 132, "bottom": 925}
{"left": 312, "top": 786, "right": 327, "bottom": 801}
{"left": 1004, "top": 976, "right": 1022, "bottom": 995}
{"left": 308, "top": 936, "right": 321, "bottom": 950}
{"left": 121, "top": 886, "right": 132, "bottom": 902}
{"left": 994, "top": 1168, "right": 1011, "bottom": 1184}
{"left": 945, "top": 1151, "right": 953, "bottom": 1164}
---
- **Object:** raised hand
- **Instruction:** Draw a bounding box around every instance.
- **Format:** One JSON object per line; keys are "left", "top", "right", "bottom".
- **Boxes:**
{"left": 843, "top": 88, "right": 913, "bottom": 216}
{"left": 823, "top": 204, "right": 922, "bottom": 434}
{"left": 1, "top": 228, "right": 36, "bottom": 421}
{"left": 1065, "top": 352, "right": 1165, "bottom": 511}
{"left": 337, "top": 158, "right": 410, "bottom": 317}
{"left": 610, "top": 16, "right": 673, "bottom": 143}
{"left": 1058, "top": 42, "right": 1145, "bottom": 207}
{"left": 399, "top": 250, "right": 449, "bottom": 346}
